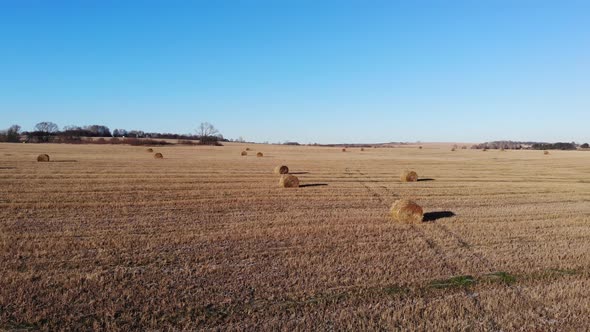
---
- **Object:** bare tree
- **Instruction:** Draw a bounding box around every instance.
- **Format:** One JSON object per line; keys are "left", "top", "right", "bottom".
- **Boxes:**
{"left": 84, "top": 125, "right": 111, "bottom": 137}
{"left": 114, "top": 129, "right": 128, "bottom": 137}
{"left": 196, "top": 122, "right": 223, "bottom": 145}
{"left": 34, "top": 121, "right": 59, "bottom": 133}
{"left": 8, "top": 124, "right": 21, "bottom": 135}
{"left": 63, "top": 125, "right": 81, "bottom": 131}
{"left": 0, "top": 124, "right": 21, "bottom": 142}
{"left": 196, "top": 122, "right": 220, "bottom": 138}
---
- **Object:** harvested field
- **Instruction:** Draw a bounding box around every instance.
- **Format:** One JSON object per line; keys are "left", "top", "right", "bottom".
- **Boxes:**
{"left": 1, "top": 142, "right": 590, "bottom": 330}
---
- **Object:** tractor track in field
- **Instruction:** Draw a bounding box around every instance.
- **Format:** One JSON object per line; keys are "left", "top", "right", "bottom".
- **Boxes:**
{"left": 345, "top": 167, "right": 559, "bottom": 330}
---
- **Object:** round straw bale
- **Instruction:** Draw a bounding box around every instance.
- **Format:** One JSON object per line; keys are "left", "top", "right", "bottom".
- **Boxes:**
{"left": 274, "top": 165, "right": 289, "bottom": 174}
{"left": 37, "top": 154, "right": 50, "bottom": 162}
{"left": 419, "top": 146, "right": 423, "bottom": 149}
{"left": 390, "top": 199, "right": 424, "bottom": 223}
{"left": 257, "top": 152, "right": 263, "bottom": 157}
{"left": 279, "top": 174, "right": 299, "bottom": 188}
{"left": 342, "top": 148, "right": 346, "bottom": 152}
{"left": 544, "top": 150, "right": 550, "bottom": 155}
{"left": 483, "top": 148, "right": 488, "bottom": 152}
{"left": 246, "top": 148, "right": 251, "bottom": 151}
{"left": 146, "top": 148, "right": 153, "bottom": 153}
{"left": 154, "top": 152, "right": 163, "bottom": 159}
{"left": 241, "top": 151, "right": 248, "bottom": 156}
{"left": 451, "top": 148, "right": 456, "bottom": 151}
{"left": 361, "top": 148, "right": 365, "bottom": 151}
{"left": 400, "top": 170, "right": 418, "bottom": 182}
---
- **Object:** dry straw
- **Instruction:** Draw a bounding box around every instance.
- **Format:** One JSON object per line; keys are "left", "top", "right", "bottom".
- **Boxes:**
{"left": 257, "top": 152, "right": 263, "bottom": 157}
{"left": 37, "top": 154, "right": 50, "bottom": 162}
{"left": 400, "top": 170, "right": 418, "bottom": 182}
{"left": 279, "top": 175, "right": 299, "bottom": 188}
{"left": 274, "top": 165, "right": 289, "bottom": 175}
{"left": 390, "top": 199, "right": 424, "bottom": 223}
{"left": 241, "top": 151, "right": 248, "bottom": 156}
{"left": 154, "top": 153, "right": 164, "bottom": 159}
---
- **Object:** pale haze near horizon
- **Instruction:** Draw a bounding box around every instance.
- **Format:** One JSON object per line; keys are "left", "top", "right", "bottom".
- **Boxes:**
{"left": 0, "top": 1, "right": 588, "bottom": 144}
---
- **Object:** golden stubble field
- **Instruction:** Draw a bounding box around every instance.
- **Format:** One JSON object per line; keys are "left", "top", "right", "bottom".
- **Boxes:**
{"left": 1, "top": 142, "right": 589, "bottom": 330}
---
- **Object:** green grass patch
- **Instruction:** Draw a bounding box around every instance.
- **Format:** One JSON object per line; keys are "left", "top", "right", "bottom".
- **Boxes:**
{"left": 547, "top": 268, "right": 578, "bottom": 276}
{"left": 483, "top": 271, "right": 516, "bottom": 285}
{"left": 428, "top": 275, "right": 475, "bottom": 289}
{"left": 383, "top": 285, "right": 409, "bottom": 295}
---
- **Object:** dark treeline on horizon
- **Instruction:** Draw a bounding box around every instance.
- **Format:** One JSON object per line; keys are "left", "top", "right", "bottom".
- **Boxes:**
{"left": 471, "top": 141, "right": 587, "bottom": 150}
{"left": 0, "top": 122, "right": 588, "bottom": 149}
{"left": 0, "top": 121, "right": 233, "bottom": 145}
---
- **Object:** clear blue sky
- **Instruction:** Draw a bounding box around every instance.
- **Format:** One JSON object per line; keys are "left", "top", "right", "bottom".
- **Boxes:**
{"left": 1, "top": 1, "right": 589, "bottom": 143}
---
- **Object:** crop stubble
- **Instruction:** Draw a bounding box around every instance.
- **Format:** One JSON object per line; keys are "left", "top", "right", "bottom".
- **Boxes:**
{"left": 1, "top": 143, "right": 589, "bottom": 330}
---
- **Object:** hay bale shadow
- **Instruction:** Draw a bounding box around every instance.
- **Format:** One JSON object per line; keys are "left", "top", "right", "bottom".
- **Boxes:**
{"left": 51, "top": 160, "right": 79, "bottom": 163}
{"left": 300, "top": 183, "right": 328, "bottom": 188}
{"left": 423, "top": 211, "right": 455, "bottom": 222}
{"left": 290, "top": 172, "right": 309, "bottom": 175}
{"left": 417, "top": 178, "right": 435, "bottom": 182}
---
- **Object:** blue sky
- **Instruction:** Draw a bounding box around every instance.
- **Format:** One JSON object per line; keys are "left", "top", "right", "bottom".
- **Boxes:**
{"left": 1, "top": 1, "right": 589, "bottom": 143}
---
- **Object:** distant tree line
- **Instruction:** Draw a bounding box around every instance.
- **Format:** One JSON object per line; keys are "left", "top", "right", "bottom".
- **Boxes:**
{"left": 471, "top": 141, "right": 586, "bottom": 150}
{"left": 1, "top": 121, "right": 228, "bottom": 146}
{"left": 471, "top": 141, "right": 526, "bottom": 150}
{"left": 5, "top": 124, "right": 586, "bottom": 149}
{"left": 530, "top": 142, "right": 578, "bottom": 150}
